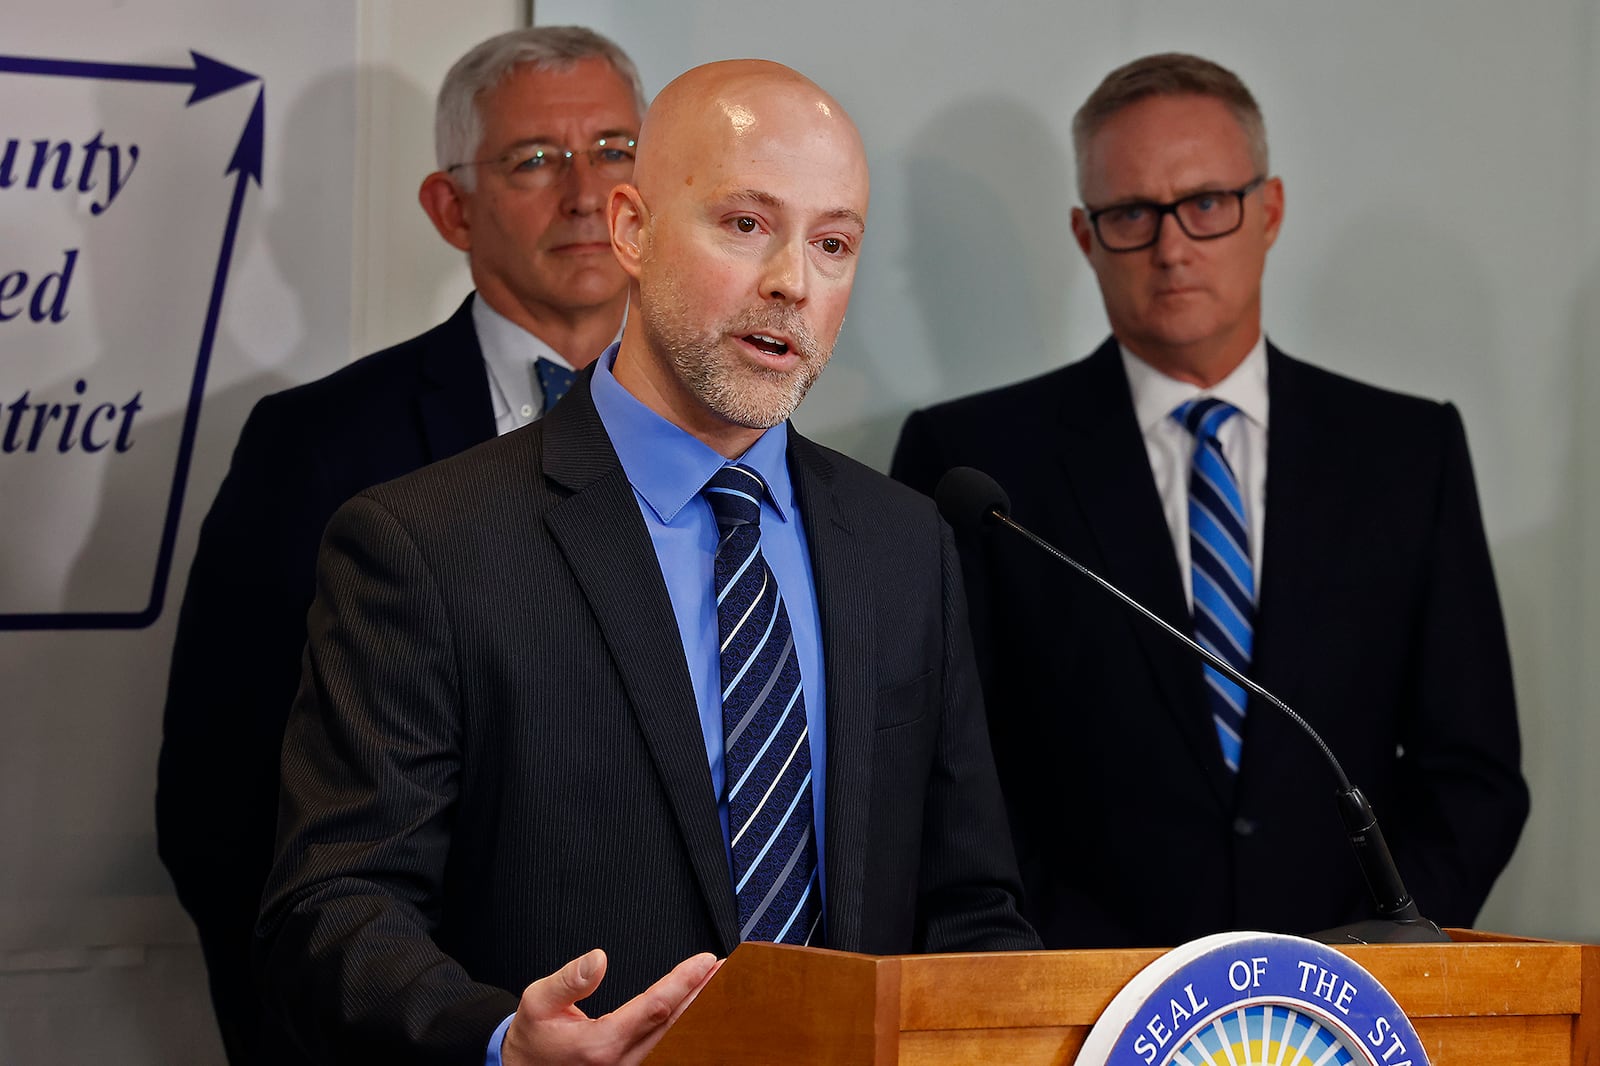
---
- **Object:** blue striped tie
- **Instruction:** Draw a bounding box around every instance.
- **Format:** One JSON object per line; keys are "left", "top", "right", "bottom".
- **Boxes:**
{"left": 1173, "top": 398, "right": 1254, "bottom": 773}
{"left": 703, "top": 464, "right": 822, "bottom": 946}
{"left": 534, "top": 356, "right": 577, "bottom": 411}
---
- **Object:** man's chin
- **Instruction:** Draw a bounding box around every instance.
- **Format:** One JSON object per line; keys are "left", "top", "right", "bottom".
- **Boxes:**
{"left": 703, "top": 370, "right": 817, "bottom": 430}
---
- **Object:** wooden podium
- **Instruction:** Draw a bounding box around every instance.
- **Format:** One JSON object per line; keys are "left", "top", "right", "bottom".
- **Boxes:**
{"left": 646, "top": 931, "right": 1599, "bottom": 1065}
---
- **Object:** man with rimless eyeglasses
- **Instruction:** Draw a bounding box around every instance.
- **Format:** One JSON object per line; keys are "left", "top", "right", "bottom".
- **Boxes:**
{"left": 156, "top": 27, "right": 645, "bottom": 1065}
{"left": 892, "top": 53, "right": 1527, "bottom": 948}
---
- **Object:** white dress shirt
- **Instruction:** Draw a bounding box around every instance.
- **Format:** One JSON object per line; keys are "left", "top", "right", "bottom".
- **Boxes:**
{"left": 1119, "top": 337, "right": 1269, "bottom": 609}
{"left": 473, "top": 296, "right": 617, "bottom": 436}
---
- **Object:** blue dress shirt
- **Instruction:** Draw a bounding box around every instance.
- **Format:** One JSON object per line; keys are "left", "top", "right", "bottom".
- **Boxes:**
{"left": 487, "top": 343, "right": 828, "bottom": 1063}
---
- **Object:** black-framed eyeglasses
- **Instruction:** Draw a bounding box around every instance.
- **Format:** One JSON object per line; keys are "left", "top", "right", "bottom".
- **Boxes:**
{"left": 1085, "top": 177, "right": 1266, "bottom": 253}
{"left": 446, "top": 134, "right": 638, "bottom": 190}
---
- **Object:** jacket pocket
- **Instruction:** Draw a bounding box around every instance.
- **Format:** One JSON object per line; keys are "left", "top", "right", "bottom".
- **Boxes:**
{"left": 875, "top": 669, "right": 933, "bottom": 731}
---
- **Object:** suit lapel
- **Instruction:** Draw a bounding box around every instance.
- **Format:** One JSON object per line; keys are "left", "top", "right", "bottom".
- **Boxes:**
{"left": 541, "top": 381, "right": 741, "bottom": 953}
{"left": 417, "top": 294, "right": 497, "bottom": 461}
{"left": 788, "top": 434, "right": 873, "bottom": 953}
{"left": 1251, "top": 345, "right": 1324, "bottom": 716}
{"left": 1054, "top": 340, "right": 1233, "bottom": 808}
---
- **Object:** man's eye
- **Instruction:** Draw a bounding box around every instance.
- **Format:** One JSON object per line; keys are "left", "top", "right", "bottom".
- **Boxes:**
{"left": 1111, "top": 205, "right": 1147, "bottom": 223}
{"left": 735, "top": 217, "right": 758, "bottom": 233}
{"left": 819, "top": 237, "right": 845, "bottom": 255}
{"left": 514, "top": 153, "right": 555, "bottom": 171}
{"left": 595, "top": 148, "right": 634, "bottom": 164}
{"left": 1191, "top": 194, "right": 1220, "bottom": 212}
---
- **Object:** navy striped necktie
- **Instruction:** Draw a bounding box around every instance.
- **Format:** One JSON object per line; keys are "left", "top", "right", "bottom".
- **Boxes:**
{"left": 702, "top": 464, "right": 822, "bottom": 946}
{"left": 1173, "top": 398, "right": 1254, "bottom": 773}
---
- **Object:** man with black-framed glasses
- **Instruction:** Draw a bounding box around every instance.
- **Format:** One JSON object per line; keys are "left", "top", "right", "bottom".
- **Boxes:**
{"left": 892, "top": 52, "right": 1527, "bottom": 950}
{"left": 156, "top": 26, "right": 646, "bottom": 1065}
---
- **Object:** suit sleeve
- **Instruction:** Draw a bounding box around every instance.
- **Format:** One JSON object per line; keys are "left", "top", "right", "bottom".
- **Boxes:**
{"left": 913, "top": 519, "right": 1042, "bottom": 953}
{"left": 257, "top": 493, "right": 516, "bottom": 1063}
{"left": 1386, "top": 403, "right": 1529, "bottom": 926}
{"left": 888, "top": 408, "right": 950, "bottom": 498}
{"left": 156, "top": 396, "right": 325, "bottom": 1045}
{"left": 890, "top": 409, "right": 1001, "bottom": 687}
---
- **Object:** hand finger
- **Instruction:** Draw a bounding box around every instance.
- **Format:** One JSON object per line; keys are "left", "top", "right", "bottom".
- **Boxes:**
{"left": 603, "top": 952, "right": 719, "bottom": 1038}
{"left": 613, "top": 954, "right": 722, "bottom": 1066}
{"left": 661, "top": 956, "right": 722, "bottom": 1029}
{"left": 519, "top": 948, "right": 607, "bottom": 1019}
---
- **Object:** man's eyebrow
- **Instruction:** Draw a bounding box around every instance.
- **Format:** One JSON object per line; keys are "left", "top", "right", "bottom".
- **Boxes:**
{"left": 819, "top": 207, "right": 867, "bottom": 231}
{"left": 722, "top": 188, "right": 784, "bottom": 210}
{"left": 720, "top": 189, "right": 865, "bottom": 230}
{"left": 1092, "top": 182, "right": 1242, "bottom": 209}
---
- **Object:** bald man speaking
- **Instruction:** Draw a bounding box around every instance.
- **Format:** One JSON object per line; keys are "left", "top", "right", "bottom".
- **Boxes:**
{"left": 258, "top": 60, "right": 1037, "bottom": 1065}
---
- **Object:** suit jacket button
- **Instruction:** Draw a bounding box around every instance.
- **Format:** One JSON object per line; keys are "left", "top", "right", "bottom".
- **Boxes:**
{"left": 1233, "top": 816, "right": 1258, "bottom": 837}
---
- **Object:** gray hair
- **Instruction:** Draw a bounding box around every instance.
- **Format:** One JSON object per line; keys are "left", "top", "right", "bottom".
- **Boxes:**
{"left": 1072, "top": 53, "right": 1268, "bottom": 197}
{"left": 434, "top": 26, "right": 646, "bottom": 189}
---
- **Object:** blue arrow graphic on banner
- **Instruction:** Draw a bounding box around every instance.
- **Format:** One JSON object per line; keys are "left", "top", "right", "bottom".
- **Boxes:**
{"left": 0, "top": 50, "right": 257, "bottom": 103}
{"left": 0, "top": 55, "right": 262, "bottom": 631}
{"left": 140, "top": 87, "right": 266, "bottom": 628}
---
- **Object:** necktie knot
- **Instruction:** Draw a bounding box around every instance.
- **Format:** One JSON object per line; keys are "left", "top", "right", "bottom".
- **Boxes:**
{"left": 535, "top": 356, "right": 577, "bottom": 411}
{"left": 703, "top": 464, "right": 766, "bottom": 530}
{"left": 1173, "top": 397, "right": 1240, "bottom": 442}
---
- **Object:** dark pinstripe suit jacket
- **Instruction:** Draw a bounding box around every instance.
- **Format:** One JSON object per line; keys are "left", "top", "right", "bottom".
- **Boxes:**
{"left": 257, "top": 372, "right": 1038, "bottom": 1064}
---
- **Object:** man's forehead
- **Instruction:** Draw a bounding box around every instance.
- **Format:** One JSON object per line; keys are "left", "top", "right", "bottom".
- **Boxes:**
{"left": 483, "top": 61, "right": 640, "bottom": 130}
{"left": 1082, "top": 95, "right": 1252, "bottom": 195}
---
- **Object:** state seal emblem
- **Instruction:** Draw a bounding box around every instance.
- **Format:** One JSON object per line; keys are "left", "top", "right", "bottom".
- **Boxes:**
{"left": 1075, "top": 931, "right": 1429, "bottom": 1066}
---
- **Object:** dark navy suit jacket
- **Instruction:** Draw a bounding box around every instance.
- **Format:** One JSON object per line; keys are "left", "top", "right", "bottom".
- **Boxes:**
{"left": 156, "top": 295, "right": 495, "bottom": 1063}
{"left": 891, "top": 338, "right": 1529, "bottom": 948}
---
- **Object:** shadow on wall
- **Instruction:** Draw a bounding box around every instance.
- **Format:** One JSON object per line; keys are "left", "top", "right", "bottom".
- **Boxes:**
{"left": 804, "top": 94, "right": 1080, "bottom": 472}
{"left": 1478, "top": 251, "right": 1600, "bottom": 940}
{"left": 1295, "top": 208, "right": 1510, "bottom": 457}
{"left": 352, "top": 62, "right": 472, "bottom": 346}
{"left": 903, "top": 94, "right": 1078, "bottom": 400}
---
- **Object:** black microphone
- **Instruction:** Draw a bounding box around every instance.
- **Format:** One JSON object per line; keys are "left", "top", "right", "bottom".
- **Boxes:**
{"left": 935, "top": 465, "right": 1446, "bottom": 945}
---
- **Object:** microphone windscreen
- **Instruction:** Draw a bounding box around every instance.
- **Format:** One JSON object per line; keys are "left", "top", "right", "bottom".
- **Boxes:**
{"left": 935, "top": 467, "right": 1011, "bottom": 530}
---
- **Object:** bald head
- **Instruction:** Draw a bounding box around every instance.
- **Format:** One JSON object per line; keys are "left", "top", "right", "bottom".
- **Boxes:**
{"left": 605, "top": 59, "right": 870, "bottom": 457}
{"left": 632, "top": 59, "right": 867, "bottom": 211}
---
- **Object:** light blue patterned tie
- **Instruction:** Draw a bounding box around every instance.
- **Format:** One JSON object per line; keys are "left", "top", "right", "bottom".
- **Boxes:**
{"left": 1174, "top": 398, "right": 1254, "bottom": 773}
{"left": 534, "top": 356, "right": 577, "bottom": 411}
{"left": 703, "top": 464, "right": 822, "bottom": 945}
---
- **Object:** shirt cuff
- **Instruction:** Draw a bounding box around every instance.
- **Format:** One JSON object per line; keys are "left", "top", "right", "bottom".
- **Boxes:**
{"left": 484, "top": 1011, "right": 515, "bottom": 1066}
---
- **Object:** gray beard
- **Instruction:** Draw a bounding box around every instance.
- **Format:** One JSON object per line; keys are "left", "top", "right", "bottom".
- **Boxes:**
{"left": 640, "top": 274, "right": 835, "bottom": 431}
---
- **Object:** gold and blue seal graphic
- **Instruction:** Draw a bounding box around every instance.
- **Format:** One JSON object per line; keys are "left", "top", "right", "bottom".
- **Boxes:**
{"left": 1075, "top": 931, "right": 1429, "bottom": 1066}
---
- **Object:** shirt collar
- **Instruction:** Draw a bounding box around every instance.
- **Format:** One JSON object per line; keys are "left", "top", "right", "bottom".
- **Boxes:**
{"left": 472, "top": 294, "right": 570, "bottom": 374}
{"left": 1119, "top": 335, "right": 1270, "bottom": 434}
{"left": 589, "top": 342, "right": 794, "bottom": 526}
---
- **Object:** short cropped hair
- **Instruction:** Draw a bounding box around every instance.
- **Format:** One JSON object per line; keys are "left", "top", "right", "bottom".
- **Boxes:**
{"left": 1072, "top": 53, "right": 1268, "bottom": 195}
{"left": 434, "top": 26, "right": 647, "bottom": 189}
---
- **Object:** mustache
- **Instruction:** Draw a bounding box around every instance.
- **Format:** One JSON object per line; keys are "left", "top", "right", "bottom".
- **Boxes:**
{"left": 726, "top": 308, "right": 821, "bottom": 360}
{"left": 544, "top": 227, "right": 611, "bottom": 247}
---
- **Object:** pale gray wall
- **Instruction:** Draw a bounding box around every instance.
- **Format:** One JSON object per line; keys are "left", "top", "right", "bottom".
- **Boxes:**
{"left": 541, "top": 0, "right": 1600, "bottom": 941}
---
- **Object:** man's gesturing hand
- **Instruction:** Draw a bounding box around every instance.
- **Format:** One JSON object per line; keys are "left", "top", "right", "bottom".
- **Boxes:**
{"left": 501, "top": 948, "right": 721, "bottom": 1066}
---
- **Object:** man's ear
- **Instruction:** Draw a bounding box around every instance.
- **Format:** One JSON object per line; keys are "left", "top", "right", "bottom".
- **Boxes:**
{"left": 419, "top": 172, "right": 472, "bottom": 252}
{"left": 1260, "top": 175, "right": 1285, "bottom": 250}
{"left": 608, "top": 183, "right": 647, "bottom": 280}
{"left": 1070, "top": 206, "right": 1094, "bottom": 258}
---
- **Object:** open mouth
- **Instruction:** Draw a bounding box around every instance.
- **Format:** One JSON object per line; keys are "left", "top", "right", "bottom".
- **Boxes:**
{"left": 743, "top": 333, "right": 791, "bottom": 357}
